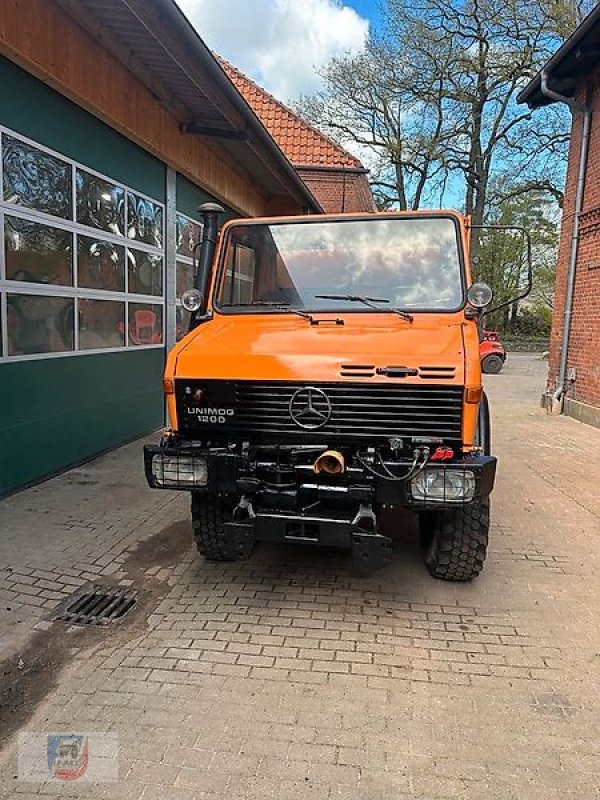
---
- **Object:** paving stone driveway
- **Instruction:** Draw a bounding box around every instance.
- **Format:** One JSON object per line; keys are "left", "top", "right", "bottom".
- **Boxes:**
{"left": 1, "top": 354, "right": 599, "bottom": 799}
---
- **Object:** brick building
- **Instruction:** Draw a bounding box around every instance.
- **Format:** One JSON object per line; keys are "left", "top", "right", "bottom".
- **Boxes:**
{"left": 519, "top": 7, "right": 600, "bottom": 426}
{"left": 220, "top": 60, "right": 376, "bottom": 213}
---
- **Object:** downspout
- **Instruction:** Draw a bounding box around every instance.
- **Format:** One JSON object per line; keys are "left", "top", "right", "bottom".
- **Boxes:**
{"left": 540, "top": 70, "right": 592, "bottom": 412}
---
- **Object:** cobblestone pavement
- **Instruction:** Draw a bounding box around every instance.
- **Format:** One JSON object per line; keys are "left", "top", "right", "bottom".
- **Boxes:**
{"left": 1, "top": 354, "right": 599, "bottom": 799}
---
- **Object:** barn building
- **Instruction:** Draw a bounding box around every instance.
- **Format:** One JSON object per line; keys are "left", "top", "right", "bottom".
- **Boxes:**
{"left": 0, "top": 0, "right": 373, "bottom": 495}
{"left": 220, "top": 59, "right": 376, "bottom": 214}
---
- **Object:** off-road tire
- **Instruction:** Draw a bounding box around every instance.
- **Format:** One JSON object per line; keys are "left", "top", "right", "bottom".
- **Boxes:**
{"left": 481, "top": 354, "right": 503, "bottom": 374}
{"left": 191, "top": 493, "right": 240, "bottom": 561}
{"left": 421, "top": 500, "right": 490, "bottom": 581}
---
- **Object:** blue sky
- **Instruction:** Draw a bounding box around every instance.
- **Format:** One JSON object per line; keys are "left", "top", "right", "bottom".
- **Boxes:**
{"left": 346, "top": 0, "right": 383, "bottom": 29}
{"left": 175, "top": 0, "right": 385, "bottom": 184}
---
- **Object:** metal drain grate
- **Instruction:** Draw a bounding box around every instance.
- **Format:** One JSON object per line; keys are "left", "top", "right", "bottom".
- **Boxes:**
{"left": 52, "top": 584, "right": 139, "bottom": 625}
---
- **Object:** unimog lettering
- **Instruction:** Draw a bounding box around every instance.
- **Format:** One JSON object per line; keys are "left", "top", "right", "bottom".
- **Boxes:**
{"left": 186, "top": 407, "right": 234, "bottom": 424}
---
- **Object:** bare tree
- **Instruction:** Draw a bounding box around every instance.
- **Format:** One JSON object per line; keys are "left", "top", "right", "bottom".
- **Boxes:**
{"left": 572, "top": 0, "right": 600, "bottom": 21}
{"left": 297, "top": 39, "right": 460, "bottom": 209}
{"left": 390, "top": 0, "right": 576, "bottom": 228}
{"left": 298, "top": 0, "right": 578, "bottom": 223}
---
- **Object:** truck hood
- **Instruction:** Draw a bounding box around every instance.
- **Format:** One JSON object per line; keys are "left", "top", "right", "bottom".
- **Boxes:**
{"left": 173, "top": 313, "right": 466, "bottom": 384}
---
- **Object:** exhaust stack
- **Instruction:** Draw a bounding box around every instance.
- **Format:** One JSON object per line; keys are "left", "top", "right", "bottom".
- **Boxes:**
{"left": 313, "top": 450, "right": 345, "bottom": 475}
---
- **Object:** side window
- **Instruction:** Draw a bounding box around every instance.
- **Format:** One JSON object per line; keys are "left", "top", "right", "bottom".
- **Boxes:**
{"left": 223, "top": 244, "right": 256, "bottom": 305}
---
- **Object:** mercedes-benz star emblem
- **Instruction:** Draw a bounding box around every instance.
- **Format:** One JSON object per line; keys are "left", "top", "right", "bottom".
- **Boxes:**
{"left": 289, "top": 387, "right": 332, "bottom": 430}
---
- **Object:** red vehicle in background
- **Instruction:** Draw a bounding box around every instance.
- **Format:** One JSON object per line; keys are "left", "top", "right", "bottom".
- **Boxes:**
{"left": 480, "top": 330, "right": 506, "bottom": 374}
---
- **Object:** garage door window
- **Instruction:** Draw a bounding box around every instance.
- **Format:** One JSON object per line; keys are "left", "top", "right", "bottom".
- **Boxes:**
{"left": 5, "top": 216, "right": 73, "bottom": 286}
{"left": 3, "top": 134, "right": 72, "bottom": 219}
{"left": 0, "top": 128, "right": 164, "bottom": 361}
{"left": 6, "top": 294, "right": 74, "bottom": 356}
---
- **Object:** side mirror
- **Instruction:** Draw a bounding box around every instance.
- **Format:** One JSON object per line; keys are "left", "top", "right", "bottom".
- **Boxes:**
{"left": 467, "top": 224, "right": 533, "bottom": 318}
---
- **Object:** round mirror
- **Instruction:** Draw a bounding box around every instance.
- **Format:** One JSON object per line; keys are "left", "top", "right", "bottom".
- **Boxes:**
{"left": 467, "top": 282, "right": 493, "bottom": 309}
{"left": 181, "top": 288, "right": 204, "bottom": 312}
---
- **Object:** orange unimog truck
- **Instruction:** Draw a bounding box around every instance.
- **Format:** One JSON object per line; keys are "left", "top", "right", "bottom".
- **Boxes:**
{"left": 145, "top": 204, "right": 526, "bottom": 579}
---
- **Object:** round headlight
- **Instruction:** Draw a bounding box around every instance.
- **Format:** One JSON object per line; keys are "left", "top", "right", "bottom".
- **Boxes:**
{"left": 181, "top": 289, "right": 203, "bottom": 312}
{"left": 467, "top": 282, "right": 493, "bottom": 309}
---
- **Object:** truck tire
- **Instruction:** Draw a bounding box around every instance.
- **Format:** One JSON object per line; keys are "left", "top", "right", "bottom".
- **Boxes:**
{"left": 481, "top": 353, "right": 503, "bottom": 374}
{"left": 191, "top": 493, "right": 241, "bottom": 561}
{"left": 421, "top": 500, "right": 489, "bottom": 581}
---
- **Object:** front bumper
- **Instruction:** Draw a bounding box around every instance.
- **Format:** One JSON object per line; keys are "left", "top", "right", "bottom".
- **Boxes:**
{"left": 144, "top": 443, "right": 496, "bottom": 508}
{"left": 220, "top": 503, "right": 394, "bottom": 571}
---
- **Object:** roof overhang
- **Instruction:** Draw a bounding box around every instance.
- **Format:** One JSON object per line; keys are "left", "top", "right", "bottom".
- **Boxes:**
{"left": 518, "top": 5, "right": 600, "bottom": 108}
{"left": 55, "top": 0, "right": 321, "bottom": 211}
{"left": 295, "top": 164, "right": 370, "bottom": 175}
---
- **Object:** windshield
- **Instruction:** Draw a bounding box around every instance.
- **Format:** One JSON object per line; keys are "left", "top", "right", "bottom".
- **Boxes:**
{"left": 215, "top": 216, "right": 464, "bottom": 313}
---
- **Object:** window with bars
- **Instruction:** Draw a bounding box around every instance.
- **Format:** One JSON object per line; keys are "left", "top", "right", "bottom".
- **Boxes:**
{"left": 0, "top": 128, "right": 165, "bottom": 360}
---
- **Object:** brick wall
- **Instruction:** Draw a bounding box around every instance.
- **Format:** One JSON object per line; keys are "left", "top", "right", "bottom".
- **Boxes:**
{"left": 548, "top": 68, "right": 600, "bottom": 408}
{"left": 296, "top": 169, "right": 376, "bottom": 213}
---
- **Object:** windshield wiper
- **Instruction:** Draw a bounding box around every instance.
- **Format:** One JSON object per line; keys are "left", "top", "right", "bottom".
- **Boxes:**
{"left": 315, "top": 294, "right": 414, "bottom": 322}
{"left": 221, "top": 301, "right": 334, "bottom": 325}
{"left": 250, "top": 301, "right": 315, "bottom": 321}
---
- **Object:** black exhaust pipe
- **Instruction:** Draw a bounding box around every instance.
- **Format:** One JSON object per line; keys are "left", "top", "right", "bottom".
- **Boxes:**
{"left": 189, "top": 202, "right": 224, "bottom": 331}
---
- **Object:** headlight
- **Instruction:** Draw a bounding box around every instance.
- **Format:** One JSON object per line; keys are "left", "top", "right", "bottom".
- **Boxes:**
{"left": 411, "top": 468, "right": 475, "bottom": 502}
{"left": 181, "top": 289, "right": 204, "bottom": 312}
{"left": 151, "top": 454, "right": 208, "bottom": 487}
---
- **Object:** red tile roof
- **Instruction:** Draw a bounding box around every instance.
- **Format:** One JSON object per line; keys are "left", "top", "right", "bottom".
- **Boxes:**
{"left": 218, "top": 57, "right": 362, "bottom": 170}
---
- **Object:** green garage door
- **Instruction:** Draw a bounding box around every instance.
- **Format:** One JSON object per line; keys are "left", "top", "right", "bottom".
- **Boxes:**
{"left": 0, "top": 57, "right": 166, "bottom": 495}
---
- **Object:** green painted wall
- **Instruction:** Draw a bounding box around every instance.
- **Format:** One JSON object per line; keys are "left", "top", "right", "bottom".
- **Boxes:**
{"left": 0, "top": 56, "right": 167, "bottom": 495}
{"left": 0, "top": 350, "right": 164, "bottom": 495}
{"left": 0, "top": 55, "right": 165, "bottom": 200}
{"left": 176, "top": 173, "right": 237, "bottom": 222}
{"left": 0, "top": 58, "right": 255, "bottom": 496}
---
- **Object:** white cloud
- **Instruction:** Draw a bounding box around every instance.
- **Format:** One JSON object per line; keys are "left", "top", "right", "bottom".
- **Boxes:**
{"left": 176, "top": 0, "right": 369, "bottom": 102}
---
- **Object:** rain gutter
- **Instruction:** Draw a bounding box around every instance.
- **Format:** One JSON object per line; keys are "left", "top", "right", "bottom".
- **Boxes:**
{"left": 540, "top": 69, "right": 592, "bottom": 412}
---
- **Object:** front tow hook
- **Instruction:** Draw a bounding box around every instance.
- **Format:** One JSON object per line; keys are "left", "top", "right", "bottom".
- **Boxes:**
{"left": 351, "top": 504, "right": 392, "bottom": 573}
{"left": 220, "top": 496, "right": 255, "bottom": 560}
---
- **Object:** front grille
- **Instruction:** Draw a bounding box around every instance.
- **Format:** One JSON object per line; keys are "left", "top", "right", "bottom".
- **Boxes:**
{"left": 176, "top": 380, "right": 463, "bottom": 445}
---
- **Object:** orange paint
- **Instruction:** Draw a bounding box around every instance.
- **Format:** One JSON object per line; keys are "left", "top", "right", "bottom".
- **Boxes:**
{"left": 166, "top": 210, "right": 483, "bottom": 450}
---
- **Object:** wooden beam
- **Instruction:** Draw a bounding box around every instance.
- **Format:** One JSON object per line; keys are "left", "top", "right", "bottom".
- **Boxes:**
{"left": 180, "top": 123, "right": 248, "bottom": 140}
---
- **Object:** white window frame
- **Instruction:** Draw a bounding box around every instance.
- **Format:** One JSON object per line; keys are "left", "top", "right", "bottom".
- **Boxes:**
{"left": 174, "top": 211, "right": 203, "bottom": 342}
{"left": 0, "top": 125, "right": 166, "bottom": 362}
